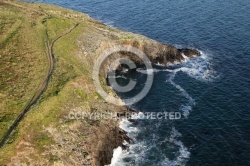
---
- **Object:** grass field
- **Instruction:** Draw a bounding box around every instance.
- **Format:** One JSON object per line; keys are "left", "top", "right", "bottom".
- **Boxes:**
{"left": 0, "top": 2, "right": 48, "bottom": 139}
{"left": 0, "top": 1, "right": 103, "bottom": 164}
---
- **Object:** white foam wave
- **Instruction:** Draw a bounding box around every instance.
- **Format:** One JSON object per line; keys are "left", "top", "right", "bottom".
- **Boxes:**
{"left": 109, "top": 119, "right": 147, "bottom": 166}
{"left": 119, "top": 119, "right": 139, "bottom": 135}
{"left": 108, "top": 75, "right": 128, "bottom": 79}
{"left": 110, "top": 50, "right": 216, "bottom": 165}
{"left": 160, "top": 127, "right": 190, "bottom": 166}
{"left": 137, "top": 51, "right": 217, "bottom": 82}
{"left": 182, "top": 53, "right": 189, "bottom": 61}
{"left": 111, "top": 121, "right": 191, "bottom": 166}
{"left": 165, "top": 51, "right": 216, "bottom": 117}
{"left": 110, "top": 147, "right": 123, "bottom": 166}
{"left": 168, "top": 77, "right": 195, "bottom": 118}
{"left": 136, "top": 68, "right": 158, "bottom": 75}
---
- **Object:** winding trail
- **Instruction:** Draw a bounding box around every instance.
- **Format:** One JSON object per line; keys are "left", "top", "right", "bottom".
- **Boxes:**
{"left": 0, "top": 23, "right": 79, "bottom": 147}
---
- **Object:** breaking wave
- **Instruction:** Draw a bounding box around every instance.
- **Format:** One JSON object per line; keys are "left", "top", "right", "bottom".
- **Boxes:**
{"left": 110, "top": 50, "right": 217, "bottom": 166}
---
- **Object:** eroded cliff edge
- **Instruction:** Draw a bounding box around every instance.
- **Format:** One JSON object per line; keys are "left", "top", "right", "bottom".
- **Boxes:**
{"left": 0, "top": 1, "right": 199, "bottom": 165}
{"left": 90, "top": 25, "right": 200, "bottom": 78}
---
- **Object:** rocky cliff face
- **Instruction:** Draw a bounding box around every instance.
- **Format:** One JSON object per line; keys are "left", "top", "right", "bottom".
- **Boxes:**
{"left": 82, "top": 22, "right": 201, "bottom": 166}
{"left": 94, "top": 34, "right": 200, "bottom": 77}
{"left": 0, "top": 1, "right": 200, "bottom": 166}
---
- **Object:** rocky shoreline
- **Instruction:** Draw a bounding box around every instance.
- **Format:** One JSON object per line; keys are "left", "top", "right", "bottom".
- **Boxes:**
{"left": 94, "top": 37, "right": 200, "bottom": 166}
{"left": 0, "top": 1, "right": 200, "bottom": 165}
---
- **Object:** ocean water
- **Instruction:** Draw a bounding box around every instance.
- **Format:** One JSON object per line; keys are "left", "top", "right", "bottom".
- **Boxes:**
{"left": 26, "top": 0, "right": 250, "bottom": 165}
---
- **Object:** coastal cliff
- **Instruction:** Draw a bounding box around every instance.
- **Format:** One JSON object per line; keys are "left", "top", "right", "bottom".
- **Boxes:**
{"left": 0, "top": 1, "right": 199, "bottom": 165}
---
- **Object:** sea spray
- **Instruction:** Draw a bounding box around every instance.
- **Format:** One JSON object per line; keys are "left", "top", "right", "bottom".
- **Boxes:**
{"left": 110, "top": 146, "right": 123, "bottom": 166}
{"left": 138, "top": 51, "right": 216, "bottom": 117}
{"left": 110, "top": 50, "right": 217, "bottom": 165}
{"left": 160, "top": 127, "right": 191, "bottom": 166}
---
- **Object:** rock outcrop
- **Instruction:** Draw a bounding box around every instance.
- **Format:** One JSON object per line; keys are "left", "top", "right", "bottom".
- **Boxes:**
{"left": 96, "top": 37, "right": 200, "bottom": 77}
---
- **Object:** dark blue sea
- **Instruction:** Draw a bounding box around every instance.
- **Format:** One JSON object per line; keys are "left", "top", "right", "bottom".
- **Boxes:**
{"left": 26, "top": 0, "right": 250, "bottom": 165}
